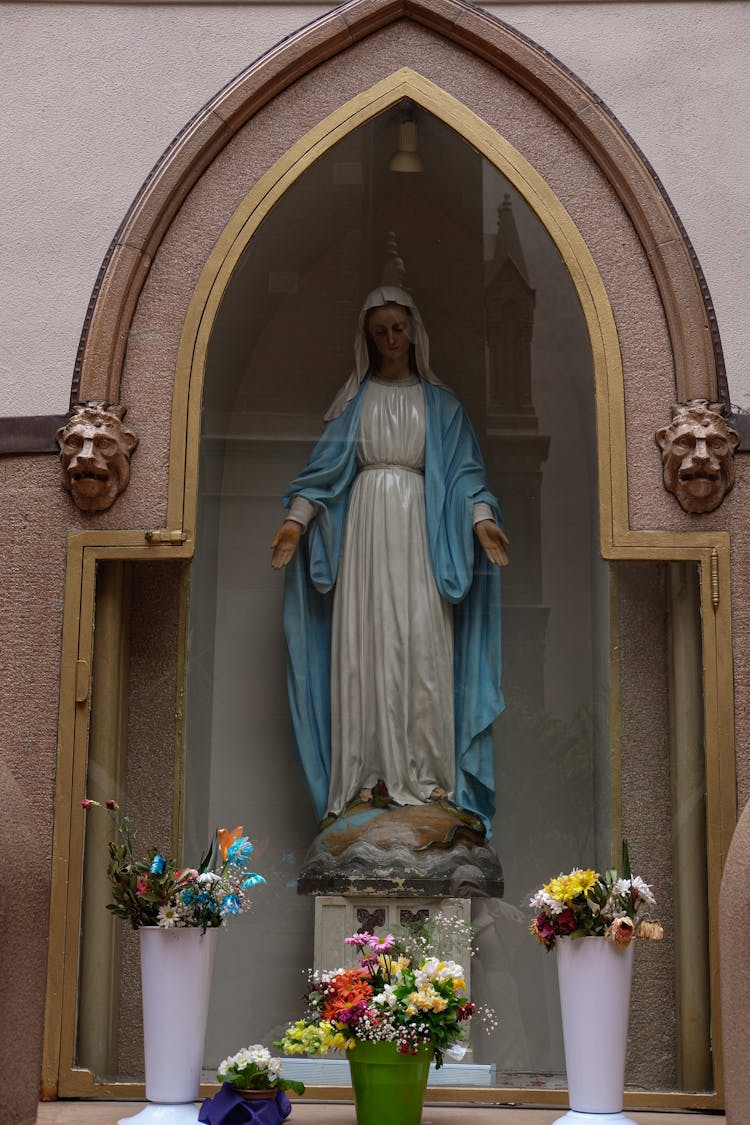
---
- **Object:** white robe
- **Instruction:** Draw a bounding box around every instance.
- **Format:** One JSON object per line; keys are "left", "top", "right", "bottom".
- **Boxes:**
{"left": 327, "top": 375, "right": 455, "bottom": 813}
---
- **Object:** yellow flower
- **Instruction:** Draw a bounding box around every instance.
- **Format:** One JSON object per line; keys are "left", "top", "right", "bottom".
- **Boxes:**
{"left": 408, "top": 985, "right": 449, "bottom": 1013}
{"left": 569, "top": 869, "right": 598, "bottom": 896}
{"left": 544, "top": 869, "right": 598, "bottom": 905}
{"left": 378, "top": 953, "right": 410, "bottom": 974}
{"left": 544, "top": 876, "right": 570, "bottom": 902}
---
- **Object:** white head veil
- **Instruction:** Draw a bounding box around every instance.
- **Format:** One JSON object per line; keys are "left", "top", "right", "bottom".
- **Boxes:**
{"left": 323, "top": 286, "right": 449, "bottom": 421}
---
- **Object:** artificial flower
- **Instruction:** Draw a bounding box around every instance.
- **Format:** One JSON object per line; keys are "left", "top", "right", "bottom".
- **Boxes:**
{"left": 606, "top": 917, "right": 635, "bottom": 946}
{"left": 81, "top": 801, "right": 264, "bottom": 930}
{"left": 157, "top": 903, "right": 179, "bottom": 927}
{"left": 638, "top": 920, "right": 664, "bottom": 941}
{"left": 320, "top": 968, "right": 374, "bottom": 1021}
{"left": 242, "top": 873, "right": 266, "bottom": 889}
{"left": 227, "top": 836, "right": 254, "bottom": 865}
{"left": 219, "top": 893, "right": 242, "bottom": 917}
{"left": 344, "top": 932, "right": 374, "bottom": 947}
{"left": 630, "top": 875, "right": 657, "bottom": 907}
{"left": 217, "top": 826, "right": 243, "bottom": 862}
{"left": 529, "top": 843, "right": 662, "bottom": 952}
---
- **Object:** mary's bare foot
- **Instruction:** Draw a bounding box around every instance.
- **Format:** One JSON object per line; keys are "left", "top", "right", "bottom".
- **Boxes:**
{"left": 429, "top": 786, "right": 447, "bottom": 801}
{"left": 358, "top": 787, "right": 372, "bottom": 803}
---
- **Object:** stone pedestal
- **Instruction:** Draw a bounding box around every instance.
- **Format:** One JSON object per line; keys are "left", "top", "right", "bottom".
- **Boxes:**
{"left": 313, "top": 895, "right": 472, "bottom": 990}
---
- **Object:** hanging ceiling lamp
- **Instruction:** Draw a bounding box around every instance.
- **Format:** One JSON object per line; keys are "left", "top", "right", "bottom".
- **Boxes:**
{"left": 388, "top": 108, "right": 424, "bottom": 173}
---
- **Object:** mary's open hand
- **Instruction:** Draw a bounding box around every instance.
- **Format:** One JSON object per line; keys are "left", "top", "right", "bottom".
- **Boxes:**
{"left": 271, "top": 520, "right": 302, "bottom": 569}
{"left": 474, "top": 519, "right": 510, "bottom": 567}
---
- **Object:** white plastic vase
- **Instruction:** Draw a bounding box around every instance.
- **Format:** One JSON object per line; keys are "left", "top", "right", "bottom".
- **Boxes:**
{"left": 118, "top": 926, "right": 219, "bottom": 1125}
{"left": 553, "top": 936, "right": 637, "bottom": 1125}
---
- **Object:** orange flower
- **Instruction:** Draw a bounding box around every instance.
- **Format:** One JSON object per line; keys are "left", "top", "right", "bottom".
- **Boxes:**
{"left": 217, "top": 826, "right": 243, "bottom": 863}
{"left": 321, "top": 969, "right": 374, "bottom": 1021}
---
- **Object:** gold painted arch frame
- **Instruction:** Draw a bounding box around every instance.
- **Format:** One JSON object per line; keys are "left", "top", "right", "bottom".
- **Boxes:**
{"left": 170, "top": 68, "right": 623, "bottom": 550}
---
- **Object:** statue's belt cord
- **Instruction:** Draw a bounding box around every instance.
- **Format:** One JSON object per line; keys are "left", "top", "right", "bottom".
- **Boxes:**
{"left": 358, "top": 462, "right": 424, "bottom": 475}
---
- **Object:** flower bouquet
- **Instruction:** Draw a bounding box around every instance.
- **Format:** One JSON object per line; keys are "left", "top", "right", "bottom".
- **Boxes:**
{"left": 82, "top": 799, "right": 265, "bottom": 929}
{"left": 198, "top": 1045, "right": 304, "bottom": 1125}
{"left": 276, "top": 924, "right": 475, "bottom": 1068}
{"left": 528, "top": 842, "right": 663, "bottom": 951}
{"left": 528, "top": 843, "right": 663, "bottom": 1124}
{"left": 82, "top": 799, "right": 267, "bottom": 1125}
{"left": 276, "top": 918, "right": 478, "bottom": 1125}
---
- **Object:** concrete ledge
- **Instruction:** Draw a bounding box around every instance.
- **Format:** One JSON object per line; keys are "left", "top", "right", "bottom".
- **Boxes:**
{"left": 36, "top": 1103, "right": 725, "bottom": 1125}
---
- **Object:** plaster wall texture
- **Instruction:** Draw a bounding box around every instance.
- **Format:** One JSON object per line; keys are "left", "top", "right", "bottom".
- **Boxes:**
{"left": 1, "top": 2, "right": 329, "bottom": 417}
{"left": 1, "top": 2, "right": 749, "bottom": 417}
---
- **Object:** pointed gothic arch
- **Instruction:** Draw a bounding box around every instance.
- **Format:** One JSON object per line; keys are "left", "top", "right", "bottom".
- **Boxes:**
{"left": 74, "top": 0, "right": 720, "bottom": 413}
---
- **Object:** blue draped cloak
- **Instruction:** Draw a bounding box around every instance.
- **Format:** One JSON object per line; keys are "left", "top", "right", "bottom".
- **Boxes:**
{"left": 282, "top": 378, "right": 504, "bottom": 837}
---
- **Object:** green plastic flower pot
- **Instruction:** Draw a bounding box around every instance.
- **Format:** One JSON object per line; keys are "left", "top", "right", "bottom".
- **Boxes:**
{"left": 347, "top": 1040, "right": 432, "bottom": 1125}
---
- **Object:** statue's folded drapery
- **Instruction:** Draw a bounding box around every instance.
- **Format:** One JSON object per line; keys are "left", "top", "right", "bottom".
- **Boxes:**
{"left": 282, "top": 376, "right": 504, "bottom": 836}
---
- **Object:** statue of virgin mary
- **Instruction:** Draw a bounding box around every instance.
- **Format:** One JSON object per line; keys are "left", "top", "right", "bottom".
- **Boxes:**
{"left": 272, "top": 285, "right": 508, "bottom": 850}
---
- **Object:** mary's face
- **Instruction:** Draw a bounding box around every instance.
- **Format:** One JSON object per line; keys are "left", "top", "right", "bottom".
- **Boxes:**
{"left": 366, "top": 304, "right": 412, "bottom": 363}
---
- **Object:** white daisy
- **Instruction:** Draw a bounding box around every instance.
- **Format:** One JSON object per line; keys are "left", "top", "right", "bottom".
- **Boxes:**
{"left": 157, "top": 903, "right": 179, "bottom": 928}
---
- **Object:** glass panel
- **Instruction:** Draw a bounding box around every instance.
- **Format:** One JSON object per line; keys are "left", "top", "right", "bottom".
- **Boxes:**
{"left": 78, "top": 559, "right": 185, "bottom": 1080}
{"left": 616, "top": 560, "right": 710, "bottom": 1093}
{"left": 186, "top": 103, "right": 607, "bottom": 1086}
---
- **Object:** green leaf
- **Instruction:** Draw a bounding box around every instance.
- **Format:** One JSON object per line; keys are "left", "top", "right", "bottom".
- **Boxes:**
{"left": 279, "top": 1079, "right": 306, "bottom": 1095}
{"left": 198, "top": 836, "right": 217, "bottom": 874}
{"left": 621, "top": 838, "right": 632, "bottom": 879}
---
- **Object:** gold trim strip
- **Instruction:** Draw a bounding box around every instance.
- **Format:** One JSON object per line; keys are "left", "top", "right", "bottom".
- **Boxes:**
{"left": 52, "top": 1074, "right": 723, "bottom": 1112}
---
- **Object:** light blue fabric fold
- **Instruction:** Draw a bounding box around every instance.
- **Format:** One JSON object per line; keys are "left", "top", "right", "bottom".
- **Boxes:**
{"left": 282, "top": 378, "right": 504, "bottom": 836}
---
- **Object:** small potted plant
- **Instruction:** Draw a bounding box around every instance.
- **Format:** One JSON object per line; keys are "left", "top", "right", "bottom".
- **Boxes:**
{"left": 198, "top": 1045, "right": 304, "bottom": 1124}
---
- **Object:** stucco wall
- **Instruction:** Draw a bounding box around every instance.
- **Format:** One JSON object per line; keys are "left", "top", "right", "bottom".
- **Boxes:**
{"left": 2, "top": 1, "right": 749, "bottom": 417}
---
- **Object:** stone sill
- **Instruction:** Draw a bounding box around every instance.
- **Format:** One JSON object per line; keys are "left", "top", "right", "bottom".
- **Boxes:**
{"left": 0, "top": 0, "right": 720, "bottom": 6}
{"left": 36, "top": 1103, "right": 725, "bottom": 1125}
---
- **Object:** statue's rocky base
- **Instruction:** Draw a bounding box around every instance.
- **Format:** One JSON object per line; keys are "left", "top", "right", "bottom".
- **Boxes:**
{"left": 297, "top": 797, "right": 503, "bottom": 898}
